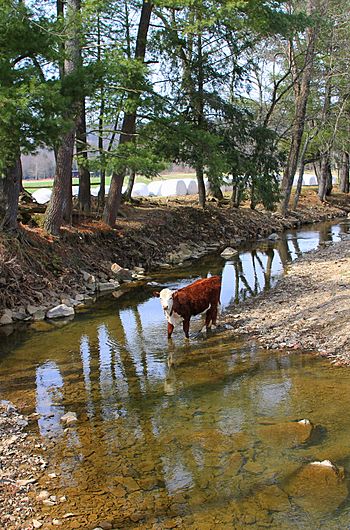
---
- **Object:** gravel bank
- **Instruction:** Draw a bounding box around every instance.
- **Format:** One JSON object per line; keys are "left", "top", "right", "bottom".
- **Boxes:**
{"left": 225, "top": 236, "right": 350, "bottom": 365}
{"left": 0, "top": 401, "right": 48, "bottom": 530}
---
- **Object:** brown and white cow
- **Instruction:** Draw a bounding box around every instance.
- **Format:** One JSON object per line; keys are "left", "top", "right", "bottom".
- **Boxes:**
{"left": 154, "top": 275, "right": 221, "bottom": 339}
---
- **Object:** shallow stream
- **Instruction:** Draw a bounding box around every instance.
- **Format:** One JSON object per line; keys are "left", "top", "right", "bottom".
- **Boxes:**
{"left": 1, "top": 220, "right": 350, "bottom": 529}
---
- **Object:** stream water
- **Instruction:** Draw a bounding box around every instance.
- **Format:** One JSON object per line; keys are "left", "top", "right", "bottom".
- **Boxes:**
{"left": 1, "top": 220, "right": 350, "bottom": 529}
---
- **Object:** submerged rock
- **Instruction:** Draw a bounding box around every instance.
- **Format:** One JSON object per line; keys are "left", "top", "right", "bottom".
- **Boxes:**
{"left": 258, "top": 419, "right": 314, "bottom": 448}
{"left": 255, "top": 484, "right": 290, "bottom": 512}
{"left": 60, "top": 412, "right": 78, "bottom": 426}
{"left": 284, "top": 460, "right": 347, "bottom": 515}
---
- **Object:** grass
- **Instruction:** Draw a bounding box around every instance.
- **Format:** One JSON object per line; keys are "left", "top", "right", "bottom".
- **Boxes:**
{"left": 23, "top": 173, "right": 196, "bottom": 193}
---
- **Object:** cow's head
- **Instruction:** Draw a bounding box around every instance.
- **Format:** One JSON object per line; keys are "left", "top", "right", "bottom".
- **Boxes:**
{"left": 154, "top": 288, "right": 175, "bottom": 315}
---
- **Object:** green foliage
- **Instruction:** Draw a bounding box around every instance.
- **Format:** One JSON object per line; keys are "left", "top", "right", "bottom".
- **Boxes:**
{"left": 0, "top": 1, "right": 64, "bottom": 171}
{"left": 247, "top": 126, "right": 282, "bottom": 210}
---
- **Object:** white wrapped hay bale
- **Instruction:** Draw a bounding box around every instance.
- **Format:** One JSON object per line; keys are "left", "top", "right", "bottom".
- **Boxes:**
{"left": 31, "top": 188, "right": 52, "bottom": 204}
{"left": 159, "top": 179, "right": 188, "bottom": 197}
{"left": 148, "top": 180, "right": 163, "bottom": 196}
{"left": 182, "top": 178, "right": 198, "bottom": 195}
{"left": 131, "top": 182, "right": 149, "bottom": 197}
{"left": 303, "top": 175, "right": 317, "bottom": 186}
{"left": 220, "top": 177, "right": 233, "bottom": 193}
{"left": 204, "top": 178, "right": 211, "bottom": 192}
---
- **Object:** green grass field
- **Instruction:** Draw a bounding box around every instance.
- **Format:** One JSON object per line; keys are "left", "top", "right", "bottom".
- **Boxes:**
{"left": 23, "top": 173, "right": 196, "bottom": 193}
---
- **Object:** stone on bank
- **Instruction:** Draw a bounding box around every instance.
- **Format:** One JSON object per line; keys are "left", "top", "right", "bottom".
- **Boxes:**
{"left": 46, "top": 304, "right": 75, "bottom": 319}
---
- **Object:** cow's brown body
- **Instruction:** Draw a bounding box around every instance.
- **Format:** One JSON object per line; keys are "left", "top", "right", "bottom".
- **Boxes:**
{"left": 155, "top": 275, "right": 221, "bottom": 339}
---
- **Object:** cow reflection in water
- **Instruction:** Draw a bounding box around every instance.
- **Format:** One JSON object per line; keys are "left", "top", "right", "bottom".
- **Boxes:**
{"left": 154, "top": 275, "right": 221, "bottom": 339}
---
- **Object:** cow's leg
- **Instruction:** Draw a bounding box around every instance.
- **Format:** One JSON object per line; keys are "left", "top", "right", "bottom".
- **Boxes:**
{"left": 183, "top": 319, "right": 190, "bottom": 338}
{"left": 211, "top": 303, "right": 218, "bottom": 328}
{"left": 205, "top": 308, "right": 213, "bottom": 331}
{"left": 167, "top": 322, "right": 174, "bottom": 339}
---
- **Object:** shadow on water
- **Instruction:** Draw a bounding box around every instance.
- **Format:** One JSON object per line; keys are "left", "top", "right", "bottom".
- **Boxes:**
{"left": 1, "top": 219, "right": 350, "bottom": 528}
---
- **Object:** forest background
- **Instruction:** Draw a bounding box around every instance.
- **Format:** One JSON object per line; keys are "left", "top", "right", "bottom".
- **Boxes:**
{"left": 0, "top": 0, "right": 349, "bottom": 235}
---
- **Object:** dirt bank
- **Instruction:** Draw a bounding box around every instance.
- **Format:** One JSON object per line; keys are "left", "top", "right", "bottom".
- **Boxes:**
{"left": 224, "top": 234, "right": 350, "bottom": 365}
{"left": 1, "top": 190, "right": 348, "bottom": 326}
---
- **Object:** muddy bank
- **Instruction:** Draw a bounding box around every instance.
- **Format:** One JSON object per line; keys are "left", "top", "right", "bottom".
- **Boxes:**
{"left": 0, "top": 191, "right": 348, "bottom": 327}
{"left": 225, "top": 235, "right": 350, "bottom": 365}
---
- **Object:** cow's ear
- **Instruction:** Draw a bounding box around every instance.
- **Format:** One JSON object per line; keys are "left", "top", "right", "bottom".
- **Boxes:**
{"left": 153, "top": 291, "right": 160, "bottom": 297}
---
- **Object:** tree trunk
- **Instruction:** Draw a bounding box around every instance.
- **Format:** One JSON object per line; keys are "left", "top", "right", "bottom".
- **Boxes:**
{"left": 44, "top": 130, "right": 75, "bottom": 235}
{"left": 339, "top": 152, "right": 349, "bottom": 193}
{"left": 124, "top": 170, "right": 136, "bottom": 201}
{"left": 98, "top": 170, "right": 106, "bottom": 209}
{"left": 76, "top": 97, "right": 91, "bottom": 213}
{"left": 102, "top": 1, "right": 153, "bottom": 227}
{"left": 279, "top": 0, "right": 317, "bottom": 215}
{"left": 293, "top": 135, "right": 311, "bottom": 209}
{"left": 96, "top": 13, "right": 106, "bottom": 209}
{"left": 326, "top": 163, "right": 333, "bottom": 196}
{"left": 44, "top": 0, "right": 81, "bottom": 235}
{"left": 231, "top": 181, "right": 244, "bottom": 208}
{"left": 0, "top": 155, "right": 22, "bottom": 231}
{"left": 196, "top": 163, "right": 206, "bottom": 208}
{"left": 196, "top": 24, "right": 206, "bottom": 208}
{"left": 318, "top": 154, "right": 330, "bottom": 201}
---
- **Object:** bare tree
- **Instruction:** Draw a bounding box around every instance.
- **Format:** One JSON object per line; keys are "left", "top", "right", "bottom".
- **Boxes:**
{"left": 76, "top": 97, "right": 91, "bottom": 213}
{"left": 279, "top": 0, "right": 318, "bottom": 215}
{"left": 339, "top": 151, "right": 349, "bottom": 192}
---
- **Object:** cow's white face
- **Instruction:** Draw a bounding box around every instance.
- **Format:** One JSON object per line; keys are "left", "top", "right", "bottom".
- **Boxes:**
{"left": 159, "top": 288, "right": 174, "bottom": 315}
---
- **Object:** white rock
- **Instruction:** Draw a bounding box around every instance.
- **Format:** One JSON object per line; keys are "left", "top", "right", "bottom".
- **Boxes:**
{"left": 37, "top": 490, "right": 50, "bottom": 501}
{"left": 310, "top": 460, "right": 336, "bottom": 469}
{"left": 42, "top": 499, "right": 56, "bottom": 506}
{"left": 60, "top": 412, "right": 78, "bottom": 425}
{"left": 46, "top": 304, "right": 75, "bottom": 319}
{"left": 32, "top": 520, "right": 43, "bottom": 529}
{"left": 298, "top": 419, "right": 311, "bottom": 425}
{"left": 17, "top": 478, "right": 37, "bottom": 486}
{"left": 220, "top": 247, "right": 238, "bottom": 259}
{"left": 268, "top": 232, "right": 280, "bottom": 241}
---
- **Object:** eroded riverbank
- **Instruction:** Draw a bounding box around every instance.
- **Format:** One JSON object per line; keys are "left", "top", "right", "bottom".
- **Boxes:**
{"left": 0, "top": 190, "right": 348, "bottom": 328}
{"left": 225, "top": 235, "right": 350, "bottom": 364}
